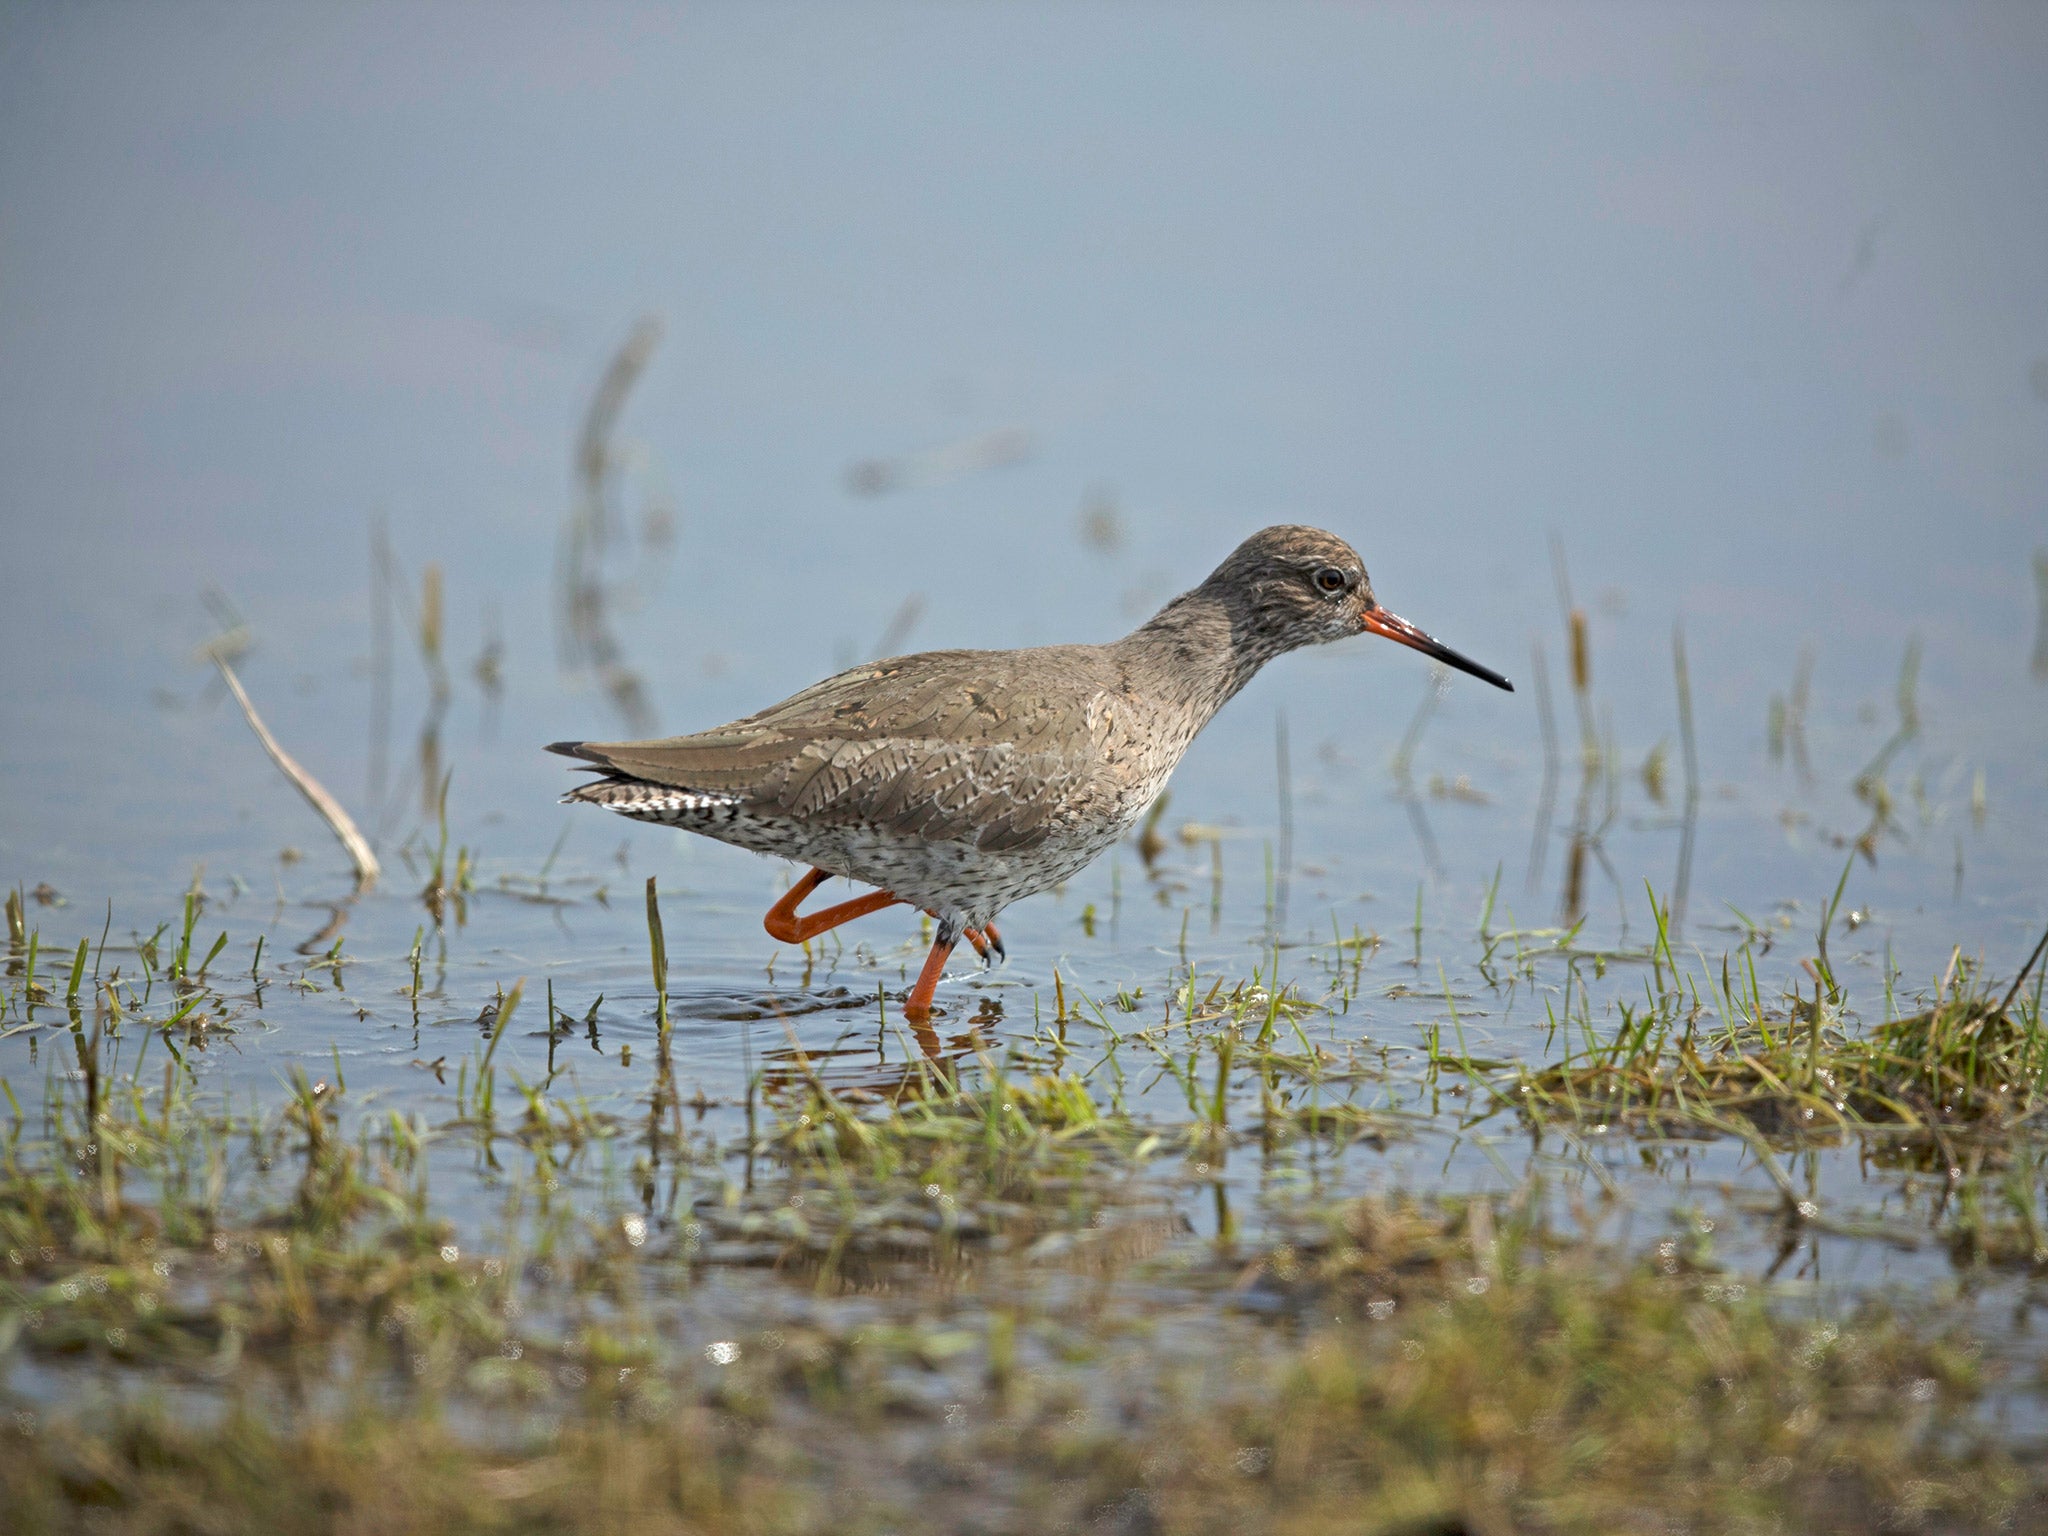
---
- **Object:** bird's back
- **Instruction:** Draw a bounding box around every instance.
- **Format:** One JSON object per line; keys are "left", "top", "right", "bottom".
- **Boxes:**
{"left": 556, "top": 642, "right": 1183, "bottom": 861}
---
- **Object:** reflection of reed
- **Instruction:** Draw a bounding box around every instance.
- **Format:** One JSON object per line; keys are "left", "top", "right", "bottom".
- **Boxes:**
{"left": 415, "top": 563, "right": 451, "bottom": 818}
{"left": 367, "top": 531, "right": 457, "bottom": 832}
{"left": 1669, "top": 624, "right": 1700, "bottom": 938}
{"left": 835, "top": 591, "right": 928, "bottom": 672}
{"left": 2031, "top": 549, "right": 2048, "bottom": 683}
{"left": 1848, "top": 638, "right": 1922, "bottom": 860}
{"left": 1272, "top": 710, "right": 1293, "bottom": 937}
{"left": 367, "top": 518, "right": 392, "bottom": 822}
{"left": 558, "top": 317, "right": 663, "bottom": 735}
{"left": 757, "top": 1000, "right": 994, "bottom": 1102}
{"left": 843, "top": 426, "right": 1033, "bottom": 497}
{"left": 1557, "top": 708, "right": 1622, "bottom": 927}
{"left": 1388, "top": 671, "right": 1444, "bottom": 879}
{"left": 473, "top": 600, "right": 503, "bottom": 737}
{"left": 1765, "top": 644, "right": 1815, "bottom": 783}
{"left": 1525, "top": 639, "right": 1559, "bottom": 895}
{"left": 1549, "top": 540, "right": 1620, "bottom": 926}
{"left": 870, "top": 592, "right": 925, "bottom": 660}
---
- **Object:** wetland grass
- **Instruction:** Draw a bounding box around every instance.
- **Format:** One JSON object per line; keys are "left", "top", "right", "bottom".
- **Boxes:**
{"left": 1502, "top": 916, "right": 2048, "bottom": 1152}
{"left": 2, "top": 1060, "right": 2032, "bottom": 1535}
{"left": 7, "top": 857, "right": 2048, "bottom": 1532}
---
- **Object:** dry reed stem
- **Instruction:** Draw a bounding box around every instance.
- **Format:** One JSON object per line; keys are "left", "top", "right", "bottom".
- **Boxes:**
{"left": 214, "top": 656, "right": 380, "bottom": 889}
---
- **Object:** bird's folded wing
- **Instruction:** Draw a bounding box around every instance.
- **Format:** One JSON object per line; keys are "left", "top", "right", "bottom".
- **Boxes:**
{"left": 567, "top": 648, "right": 1112, "bottom": 850}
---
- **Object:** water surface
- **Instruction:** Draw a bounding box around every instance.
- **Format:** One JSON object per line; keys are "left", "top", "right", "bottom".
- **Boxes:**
{"left": 4, "top": 0, "right": 2047, "bottom": 1398}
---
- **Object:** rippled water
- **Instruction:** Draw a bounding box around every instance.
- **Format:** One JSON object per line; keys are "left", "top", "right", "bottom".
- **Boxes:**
{"left": 4, "top": 3, "right": 2046, "bottom": 1334}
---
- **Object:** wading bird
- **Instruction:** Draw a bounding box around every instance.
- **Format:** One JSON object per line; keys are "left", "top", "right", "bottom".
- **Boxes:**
{"left": 552, "top": 526, "right": 1511, "bottom": 1019}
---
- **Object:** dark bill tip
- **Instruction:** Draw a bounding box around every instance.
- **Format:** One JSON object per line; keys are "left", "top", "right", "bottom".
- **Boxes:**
{"left": 1361, "top": 607, "right": 1515, "bottom": 692}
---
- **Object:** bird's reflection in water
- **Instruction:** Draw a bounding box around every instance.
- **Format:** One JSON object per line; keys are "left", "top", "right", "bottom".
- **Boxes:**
{"left": 757, "top": 995, "right": 1004, "bottom": 1104}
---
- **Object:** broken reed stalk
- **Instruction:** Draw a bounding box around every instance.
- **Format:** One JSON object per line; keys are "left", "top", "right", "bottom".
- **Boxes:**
{"left": 1998, "top": 923, "right": 2048, "bottom": 1021}
{"left": 214, "top": 658, "right": 380, "bottom": 889}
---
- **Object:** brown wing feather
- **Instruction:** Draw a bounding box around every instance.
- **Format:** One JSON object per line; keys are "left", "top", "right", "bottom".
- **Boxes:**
{"left": 560, "top": 646, "right": 1128, "bottom": 849}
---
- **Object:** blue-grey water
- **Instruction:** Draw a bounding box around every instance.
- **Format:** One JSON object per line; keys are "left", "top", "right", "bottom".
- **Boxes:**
{"left": 3, "top": 2, "right": 2046, "bottom": 1355}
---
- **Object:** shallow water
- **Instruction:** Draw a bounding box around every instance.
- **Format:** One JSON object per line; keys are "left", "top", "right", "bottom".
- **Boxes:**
{"left": 4, "top": 1, "right": 2048, "bottom": 1423}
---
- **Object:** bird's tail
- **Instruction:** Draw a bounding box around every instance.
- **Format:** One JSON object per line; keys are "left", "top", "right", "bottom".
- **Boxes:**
{"left": 557, "top": 773, "right": 741, "bottom": 818}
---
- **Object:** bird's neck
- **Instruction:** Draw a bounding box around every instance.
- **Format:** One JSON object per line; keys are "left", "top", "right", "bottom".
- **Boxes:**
{"left": 1110, "top": 583, "right": 1287, "bottom": 727}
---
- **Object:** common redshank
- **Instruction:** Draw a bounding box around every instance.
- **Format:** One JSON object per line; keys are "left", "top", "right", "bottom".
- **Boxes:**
{"left": 551, "top": 525, "right": 1510, "bottom": 1019}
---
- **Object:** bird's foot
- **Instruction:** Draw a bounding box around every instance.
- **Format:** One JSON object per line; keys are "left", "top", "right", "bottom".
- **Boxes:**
{"left": 963, "top": 923, "right": 1006, "bottom": 969}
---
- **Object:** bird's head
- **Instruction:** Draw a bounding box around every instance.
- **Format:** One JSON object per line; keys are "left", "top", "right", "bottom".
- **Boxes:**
{"left": 1202, "top": 525, "right": 1513, "bottom": 690}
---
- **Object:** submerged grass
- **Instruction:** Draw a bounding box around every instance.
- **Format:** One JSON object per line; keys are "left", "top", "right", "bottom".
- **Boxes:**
{"left": 8, "top": 884, "right": 2048, "bottom": 1531}
{"left": 2, "top": 1151, "right": 2032, "bottom": 1534}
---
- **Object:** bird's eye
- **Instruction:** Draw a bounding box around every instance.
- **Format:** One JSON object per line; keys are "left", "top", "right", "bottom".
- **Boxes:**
{"left": 1314, "top": 566, "right": 1348, "bottom": 594}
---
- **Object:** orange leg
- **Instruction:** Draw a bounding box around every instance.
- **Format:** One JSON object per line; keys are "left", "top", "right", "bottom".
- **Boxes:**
{"left": 904, "top": 929, "right": 959, "bottom": 1021}
{"left": 763, "top": 868, "right": 904, "bottom": 945}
